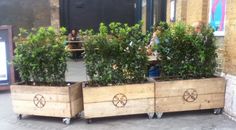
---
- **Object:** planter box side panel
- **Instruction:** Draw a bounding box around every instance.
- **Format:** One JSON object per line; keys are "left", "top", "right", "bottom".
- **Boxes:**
{"left": 83, "top": 83, "right": 154, "bottom": 103}
{"left": 70, "top": 83, "right": 83, "bottom": 117}
{"left": 11, "top": 84, "right": 82, "bottom": 118}
{"left": 155, "top": 78, "right": 226, "bottom": 113}
{"left": 84, "top": 98, "right": 154, "bottom": 118}
{"left": 156, "top": 93, "right": 224, "bottom": 112}
{"left": 12, "top": 100, "right": 71, "bottom": 117}
{"left": 83, "top": 83, "right": 154, "bottom": 118}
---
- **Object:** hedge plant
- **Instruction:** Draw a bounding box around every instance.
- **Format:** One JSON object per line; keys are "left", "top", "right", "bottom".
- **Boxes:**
{"left": 14, "top": 27, "right": 69, "bottom": 86}
{"left": 82, "top": 22, "right": 150, "bottom": 86}
{"left": 157, "top": 22, "right": 217, "bottom": 79}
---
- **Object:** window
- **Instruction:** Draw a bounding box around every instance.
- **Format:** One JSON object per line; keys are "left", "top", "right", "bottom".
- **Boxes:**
{"left": 170, "top": 0, "right": 176, "bottom": 22}
{"left": 209, "top": 0, "right": 226, "bottom": 36}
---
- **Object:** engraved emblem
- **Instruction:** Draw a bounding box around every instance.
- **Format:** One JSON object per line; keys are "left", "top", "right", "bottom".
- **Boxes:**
{"left": 112, "top": 93, "right": 127, "bottom": 108}
{"left": 33, "top": 94, "right": 46, "bottom": 108}
{"left": 183, "top": 89, "right": 198, "bottom": 102}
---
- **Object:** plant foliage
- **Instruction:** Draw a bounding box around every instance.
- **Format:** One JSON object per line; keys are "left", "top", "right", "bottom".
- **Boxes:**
{"left": 14, "top": 27, "right": 69, "bottom": 86}
{"left": 81, "top": 22, "right": 150, "bottom": 86}
{"left": 157, "top": 22, "right": 217, "bottom": 79}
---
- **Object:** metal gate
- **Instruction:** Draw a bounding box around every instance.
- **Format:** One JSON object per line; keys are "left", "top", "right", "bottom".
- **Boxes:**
{"left": 60, "top": 0, "right": 137, "bottom": 32}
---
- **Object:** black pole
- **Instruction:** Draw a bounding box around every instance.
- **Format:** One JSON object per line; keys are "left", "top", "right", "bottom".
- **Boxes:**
{"left": 147, "top": 0, "right": 154, "bottom": 31}
{"left": 135, "top": 0, "right": 142, "bottom": 23}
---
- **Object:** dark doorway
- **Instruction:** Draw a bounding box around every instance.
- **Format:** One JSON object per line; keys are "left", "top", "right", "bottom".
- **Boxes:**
{"left": 60, "top": 0, "right": 137, "bottom": 32}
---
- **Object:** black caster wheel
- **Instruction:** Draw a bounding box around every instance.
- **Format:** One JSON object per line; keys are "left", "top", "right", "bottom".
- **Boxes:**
{"left": 73, "top": 113, "right": 81, "bottom": 119}
{"left": 17, "top": 114, "right": 22, "bottom": 120}
{"left": 214, "top": 108, "right": 222, "bottom": 115}
{"left": 87, "top": 119, "right": 92, "bottom": 124}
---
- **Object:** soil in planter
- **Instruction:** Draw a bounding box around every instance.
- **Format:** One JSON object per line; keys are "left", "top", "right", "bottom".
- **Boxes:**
{"left": 15, "top": 82, "right": 76, "bottom": 87}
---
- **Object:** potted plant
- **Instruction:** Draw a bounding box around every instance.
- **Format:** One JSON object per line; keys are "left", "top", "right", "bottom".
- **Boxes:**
{"left": 10, "top": 27, "right": 83, "bottom": 124}
{"left": 81, "top": 22, "right": 154, "bottom": 123}
{"left": 154, "top": 22, "right": 226, "bottom": 118}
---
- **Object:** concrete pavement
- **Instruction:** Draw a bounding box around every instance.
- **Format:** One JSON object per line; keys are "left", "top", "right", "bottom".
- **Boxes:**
{"left": 0, "top": 60, "right": 236, "bottom": 130}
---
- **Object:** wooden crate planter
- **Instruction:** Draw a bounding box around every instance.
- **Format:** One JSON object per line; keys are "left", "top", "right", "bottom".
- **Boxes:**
{"left": 155, "top": 78, "right": 226, "bottom": 118}
{"left": 10, "top": 83, "right": 83, "bottom": 124}
{"left": 83, "top": 83, "right": 155, "bottom": 122}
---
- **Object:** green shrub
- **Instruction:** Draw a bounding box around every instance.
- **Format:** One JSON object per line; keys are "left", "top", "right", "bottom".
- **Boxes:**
{"left": 14, "top": 27, "right": 69, "bottom": 86}
{"left": 157, "top": 22, "right": 217, "bottom": 79}
{"left": 81, "top": 22, "right": 150, "bottom": 86}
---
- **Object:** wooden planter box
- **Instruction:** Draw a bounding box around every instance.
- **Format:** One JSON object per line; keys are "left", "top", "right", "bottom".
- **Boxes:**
{"left": 155, "top": 78, "right": 226, "bottom": 118}
{"left": 10, "top": 83, "right": 83, "bottom": 124}
{"left": 83, "top": 83, "right": 155, "bottom": 122}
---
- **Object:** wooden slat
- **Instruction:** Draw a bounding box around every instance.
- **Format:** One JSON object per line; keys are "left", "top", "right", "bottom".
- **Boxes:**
{"left": 11, "top": 85, "right": 69, "bottom": 95}
{"left": 71, "top": 98, "right": 83, "bottom": 117}
{"left": 12, "top": 100, "right": 71, "bottom": 117}
{"left": 155, "top": 78, "right": 226, "bottom": 97}
{"left": 66, "top": 41, "right": 84, "bottom": 43}
{"left": 68, "top": 48, "right": 84, "bottom": 51}
{"left": 10, "top": 83, "right": 80, "bottom": 95}
{"left": 11, "top": 93, "right": 70, "bottom": 102}
{"left": 70, "top": 83, "right": 83, "bottom": 101}
{"left": 156, "top": 93, "right": 225, "bottom": 112}
{"left": 83, "top": 83, "right": 154, "bottom": 103}
{"left": 11, "top": 83, "right": 81, "bottom": 102}
{"left": 84, "top": 98, "right": 154, "bottom": 118}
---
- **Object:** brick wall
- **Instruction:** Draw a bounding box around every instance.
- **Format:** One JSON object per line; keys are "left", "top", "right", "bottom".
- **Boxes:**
{"left": 180, "top": 0, "right": 187, "bottom": 22}
{"left": 166, "top": 0, "right": 187, "bottom": 22}
{"left": 186, "top": 0, "right": 209, "bottom": 24}
{"left": 49, "top": 0, "right": 60, "bottom": 29}
{"left": 166, "top": 0, "right": 170, "bottom": 22}
{"left": 0, "top": 0, "right": 60, "bottom": 36}
{"left": 176, "top": 0, "right": 187, "bottom": 22}
{"left": 218, "top": 0, "right": 236, "bottom": 120}
{"left": 166, "top": 0, "right": 209, "bottom": 24}
{"left": 224, "top": 0, "right": 236, "bottom": 75}
{"left": 0, "top": 0, "right": 51, "bottom": 35}
{"left": 215, "top": 37, "right": 225, "bottom": 75}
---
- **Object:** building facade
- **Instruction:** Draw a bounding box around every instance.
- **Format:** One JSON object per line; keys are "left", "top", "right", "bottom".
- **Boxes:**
{"left": 0, "top": 0, "right": 166, "bottom": 35}
{"left": 0, "top": 0, "right": 57, "bottom": 35}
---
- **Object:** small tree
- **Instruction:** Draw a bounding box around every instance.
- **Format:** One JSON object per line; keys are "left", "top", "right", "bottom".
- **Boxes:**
{"left": 157, "top": 22, "right": 217, "bottom": 79}
{"left": 14, "top": 27, "right": 69, "bottom": 86}
{"left": 82, "top": 22, "right": 150, "bottom": 86}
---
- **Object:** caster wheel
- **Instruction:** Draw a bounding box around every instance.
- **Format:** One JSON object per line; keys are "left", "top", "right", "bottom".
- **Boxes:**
{"left": 147, "top": 113, "right": 155, "bottom": 119}
{"left": 156, "top": 112, "right": 163, "bottom": 119}
{"left": 17, "top": 114, "right": 22, "bottom": 120}
{"left": 63, "top": 118, "right": 71, "bottom": 125}
{"left": 214, "top": 108, "right": 222, "bottom": 115}
{"left": 73, "top": 113, "right": 80, "bottom": 119}
{"left": 77, "top": 112, "right": 82, "bottom": 118}
{"left": 87, "top": 119, "right": 92, "bottom": 124}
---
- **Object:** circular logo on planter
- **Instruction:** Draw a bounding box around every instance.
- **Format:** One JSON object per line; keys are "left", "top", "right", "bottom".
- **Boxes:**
{"left": 33, "top": 94, "right": 46, "bottom": 108}
{"left": 112, "top": 93, "right": 127, "bottom": 108}
{"left": 183, "top": 89, "right": 198, "bottom": 102}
